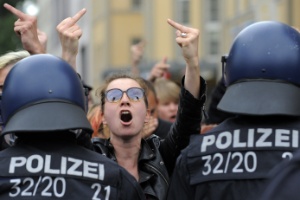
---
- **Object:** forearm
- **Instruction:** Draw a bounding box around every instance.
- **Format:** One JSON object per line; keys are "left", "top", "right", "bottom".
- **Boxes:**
{"left": 184, "top": 56, "right": 200, "bottom": 98}
{"left": 62, "top": 52, "right": 77, "bottom": 70}
{"left": 160, "top": 76, "right": 206, "bottom": 174}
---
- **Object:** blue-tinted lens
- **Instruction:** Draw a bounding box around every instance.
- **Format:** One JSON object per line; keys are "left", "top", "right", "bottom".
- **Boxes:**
{"left": 106, "top": 89, "right": 123, "bottom": 102}
{"left": 127, "top": 87, "right": 144, "bottom": 101}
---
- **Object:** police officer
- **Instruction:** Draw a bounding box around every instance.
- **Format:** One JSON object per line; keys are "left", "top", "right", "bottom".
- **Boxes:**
{"left": 0, "top": 54, "right": 145, "bottom": 200}
{"left": 259, "top": 148, "right": 300, "bottom": 200}
{"left": 167, "top": 21, "right": 300, "bottom": 200}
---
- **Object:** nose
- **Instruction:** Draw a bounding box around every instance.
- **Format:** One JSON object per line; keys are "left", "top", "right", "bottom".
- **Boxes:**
{"left": 120, "top": 91, "right": 130, "bottom": 106}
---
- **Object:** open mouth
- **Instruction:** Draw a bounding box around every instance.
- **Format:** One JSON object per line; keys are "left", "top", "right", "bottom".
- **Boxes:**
{"left": 170, "top": 115, "right": 176, "bottom": 120}
{"left": 120, "top": 110, "right": 132, "bottom": 123}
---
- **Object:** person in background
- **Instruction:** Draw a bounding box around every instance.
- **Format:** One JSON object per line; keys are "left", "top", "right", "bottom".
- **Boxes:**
{"left": 92, "top": 19, "right": 206, "bottom": 199}
{"left": 0, "top": 51, "right": 30, "bottom": 92}
{"left": 140, "top": 78, "right": 172, "bottom": 139}
{"left": 130, "top": 40, "right": 146, "bottom": 76}
{"left": 167, "top": 21, "right": 300, "bottom": 200}
{"left": 154, "top": 78, "right": 180, "bottom": 123}
{"left": 87, "top": 103, "right": 110, "bottom": 139}
{"left": 0, "top": 50, "right": 30, "bottom": 150}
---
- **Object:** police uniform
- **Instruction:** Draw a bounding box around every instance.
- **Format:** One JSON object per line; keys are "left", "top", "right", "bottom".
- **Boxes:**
{"left": 0, "top": 54, "right": 146, "bottom": 200}
{"left": 0, "top": 135, "right": 145, "bottom": 199}
{"left": 167, "top": 21, "right": 300, "bottom": 200}
{"left": 167, "top": 116, "right": 300, "bottom": 200}
{"left": 260, "top": 147, "right": 300, "bottom": 200}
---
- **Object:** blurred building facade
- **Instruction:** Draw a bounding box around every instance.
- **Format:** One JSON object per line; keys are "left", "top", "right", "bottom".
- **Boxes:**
{"left": 35, "top": 0, "right": 300, "bottom": 94}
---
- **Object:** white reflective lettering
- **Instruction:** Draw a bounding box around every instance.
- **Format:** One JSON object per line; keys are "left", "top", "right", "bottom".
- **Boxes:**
{"left": 9, "top": 155, "right": 107, "bottom": 181}
{"left": 256, "top": 128, "right": 272, "bottom": 147}
{"left": 9, "top": 157, "right": 26, "bottom": 173}
{"left": 201, "top": 135, "right": 215, "bottom": 152}
{"left": 233, "top": 130, "right": 246, "bottom": 148}
{"left": 293, "top": 130, "right": 299, "bottom": 148}
{"left": 84, "top": 161, "right": 98, "bottom": 179}
{"left": 60, "top": 157, "right": 67, "bottom": 174}
{"left": 44, "top": 155, "right": 60, "bottom": 174}
{"left": 275, "top": 129, "right": 290, "bottom": 147}
{"left": 99, "top": 164, "right": 105, "bottom": 181}
{"left": 67, "top": 157, "right": 82, "bottom": 176}
{"left": 247, "top": 129, "right": 254, "bottom": 147}
{"left": 216, "top": 132, "right": 231, "bottom": 149}
{"left": 27, "top": 155, "right": 43, "bottom": 173}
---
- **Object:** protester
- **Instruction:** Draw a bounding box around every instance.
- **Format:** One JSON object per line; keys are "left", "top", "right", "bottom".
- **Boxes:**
{"left": 167, "top": 21, "right": 300, "bottom": 200}
{"left": 154, "top": 77, "right": 180, "bottom": 123}
{"left": 92, "top": 19, "right": 206, "bottom": 199}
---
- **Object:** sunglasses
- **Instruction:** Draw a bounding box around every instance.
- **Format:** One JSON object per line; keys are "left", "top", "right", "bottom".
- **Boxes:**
{"left": 105, "top": 87, "right": 145, "bottom": 103}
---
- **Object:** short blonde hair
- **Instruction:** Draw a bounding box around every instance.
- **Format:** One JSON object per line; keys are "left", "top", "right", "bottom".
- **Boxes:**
{"left": 0, "top": 51, "right": 30, "bottom": 69}
{"left": 154, "top": 78, "right": 180, "bottom": 104}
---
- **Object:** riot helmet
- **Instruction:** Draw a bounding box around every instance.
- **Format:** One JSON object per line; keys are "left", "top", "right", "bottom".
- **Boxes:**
{"left": 1, "top": 54, "right": 93, "bottom": 135}
{"left": 218, "top": 21, "right": 300, "bottom": 116}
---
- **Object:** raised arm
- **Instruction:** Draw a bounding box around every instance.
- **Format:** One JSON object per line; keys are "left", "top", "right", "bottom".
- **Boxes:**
{"left": 56, "top": 8, "right": 86, "bottom": 70}
{"left": 148, "top": 56, "right": 170, "bottom": 82}
{"left": 167, "top": 19, "right": 200, "bottom": 98}
{"left": 130, "top": 40, "right": 146, "bottom": 76}
{"left": 3, "top": 3, "right": 46, "bottom": 54}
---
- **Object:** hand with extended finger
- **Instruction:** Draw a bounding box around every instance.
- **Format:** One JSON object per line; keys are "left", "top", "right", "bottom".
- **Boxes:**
{"left": 167, "top": 19, "right": 199, "bottom": 63}
{"left": 3, "top": 3, "right": 45, "bottom": 54}
{"left": 131, "top": 40, "right": 146, "bottom": 65}
{"left": 56, "top": 8, "right": 86, "bottom": 69}
{"left": 148, "top": 56, "right": 170, "bottom": 82}
{"left": 167, "top": 18, "right": 200, "bottom": 98}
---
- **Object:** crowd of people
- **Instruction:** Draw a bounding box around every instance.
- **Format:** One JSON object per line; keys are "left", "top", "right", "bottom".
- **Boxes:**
{"left": 1, "top": 2, "right": 300, "bottom": 200}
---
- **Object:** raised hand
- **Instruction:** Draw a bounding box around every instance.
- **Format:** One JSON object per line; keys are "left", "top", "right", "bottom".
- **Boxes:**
{"left": 56, "top": 8, "right": 86, "bottom": 69}
{"left": 131, "top": 40, "right": 146, "bottom": 65}
{"left": 167, "top": 19, "right": 200, "bottom": 98}
{"left": 37, "top": 29, "right": 48, "bottom": 53}
{"left": 3, "top": 3, "right": 46, "bottom": 54}
{"left": 148, "top": 56, "right": 170, "bottom": 82}
{"left": 130, "top": 40, "right": 146, "bottom": 75}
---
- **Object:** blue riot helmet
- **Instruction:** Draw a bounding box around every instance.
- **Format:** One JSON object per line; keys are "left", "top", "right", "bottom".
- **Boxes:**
{"left": 218, "top": 21, "right": 300, "bottom": 116}
{"left": 1, "top": 54, "right": 93, "bottom": 135}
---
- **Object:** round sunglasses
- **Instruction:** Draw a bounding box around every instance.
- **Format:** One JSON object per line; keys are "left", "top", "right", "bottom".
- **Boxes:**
{"left": 105, "top": 87, "right": 145, "bottom": 102}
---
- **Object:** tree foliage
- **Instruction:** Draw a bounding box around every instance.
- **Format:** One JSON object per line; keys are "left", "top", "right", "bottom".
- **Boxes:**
{"left": 0, "top": 0, "right": 24, "bottom": 55}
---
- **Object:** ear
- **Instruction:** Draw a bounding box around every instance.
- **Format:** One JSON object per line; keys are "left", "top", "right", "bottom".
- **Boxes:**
{"left": 144, "top": 109, "right": 151, "bottom": 123}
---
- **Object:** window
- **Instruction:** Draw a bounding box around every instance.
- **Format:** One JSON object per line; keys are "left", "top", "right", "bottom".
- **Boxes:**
{"left": 132, "top": 0, "right": 141, "bottom": 9}
{"left": 209, "top": 32, "right": 219, "bottom": 55}
{"left": 177, "top": 0, "right": 190, "bottom": 24}
{"left": 209, "top": 0, "right": 219, "bottom": 21}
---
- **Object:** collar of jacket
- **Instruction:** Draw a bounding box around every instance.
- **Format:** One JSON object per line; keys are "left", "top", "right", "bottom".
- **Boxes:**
{"left": 98, "top": 138, "right": 156, "bottom": 163}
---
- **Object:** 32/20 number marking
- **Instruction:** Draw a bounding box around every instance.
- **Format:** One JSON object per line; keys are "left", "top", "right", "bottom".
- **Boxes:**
{"left": 202, "top": 151, "right": 257, "bottom": 175}
{"left": 9, "top": 176, "right": 65, "bottom": 197}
